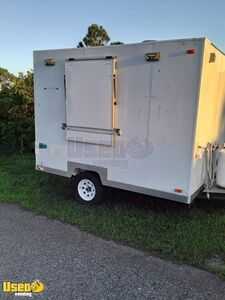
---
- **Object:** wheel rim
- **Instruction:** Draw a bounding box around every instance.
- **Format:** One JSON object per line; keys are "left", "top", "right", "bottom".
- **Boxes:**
{"left": 77, "top": 179, "right": 96, "bottom": 201}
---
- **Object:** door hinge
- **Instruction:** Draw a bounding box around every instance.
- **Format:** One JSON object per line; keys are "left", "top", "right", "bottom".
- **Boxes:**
{"left": 113, "top": 128, "right": 121, "bottom": 136}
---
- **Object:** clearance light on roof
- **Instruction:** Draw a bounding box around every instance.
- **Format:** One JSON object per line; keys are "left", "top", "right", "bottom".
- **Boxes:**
{"left": 44, "top": 58, "right": 56, "bottom": 66}
{"left": 145, "top": 52, "right": 161, "bottom": 62}
{"left": 186, "top": 48, "right": 196, "bottom": 55}
{"left": 209, "top": 53, "right": 216, "bottom": 63}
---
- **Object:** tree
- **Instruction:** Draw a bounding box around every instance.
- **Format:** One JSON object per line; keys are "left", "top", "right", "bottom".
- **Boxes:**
{"left": 0, "top": 68, "right": 16, "bottom": 93}
{"left": 77, "top": 24, "right": 124, "bottom": 48}
{"left": 77, "top": 24, "right": 110, "bottom": 47}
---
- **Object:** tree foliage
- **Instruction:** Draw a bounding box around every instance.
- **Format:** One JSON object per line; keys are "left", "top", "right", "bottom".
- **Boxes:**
{"left": 77, "top": 24, "right": 110, "bottom": 47}
{"left": 0, "top": 68, "right": 34, "bottom": 153}
{"left": 77, "top": 24, "right": 123, "bottom": 47}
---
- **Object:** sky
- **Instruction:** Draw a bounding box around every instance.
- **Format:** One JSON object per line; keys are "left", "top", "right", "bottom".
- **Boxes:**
{"left": 0, "top": 0, "right": 225, "bottom": 74}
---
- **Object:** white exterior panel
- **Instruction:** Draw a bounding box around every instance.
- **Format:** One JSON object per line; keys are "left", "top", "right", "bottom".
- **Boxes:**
{"left": 34, "top": 38, "right": 225, "bottom": 203}
{"left": 189, "top": 39, "right": 225, "bottom": 197}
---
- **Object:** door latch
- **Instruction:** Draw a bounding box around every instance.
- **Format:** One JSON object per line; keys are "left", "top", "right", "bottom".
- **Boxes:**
{"left": 62, "top": 123, "right": 67, "bottom": 130}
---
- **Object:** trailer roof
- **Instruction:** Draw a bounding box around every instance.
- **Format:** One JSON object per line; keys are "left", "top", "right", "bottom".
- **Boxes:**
{"left": 33, "top": 37, "right": 206, "bottom": 53}
{"left": 33, "top": 37, "right": 225, "bottom": 57}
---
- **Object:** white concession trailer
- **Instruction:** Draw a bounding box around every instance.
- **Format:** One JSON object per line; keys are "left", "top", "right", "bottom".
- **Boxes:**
{"left": 34, "top": 37, "right": 225, "bottom": 205}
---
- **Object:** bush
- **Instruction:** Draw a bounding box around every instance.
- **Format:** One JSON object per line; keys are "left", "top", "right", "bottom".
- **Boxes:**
{"left": 0, "top": 68, "right": 34, "bottom": 153}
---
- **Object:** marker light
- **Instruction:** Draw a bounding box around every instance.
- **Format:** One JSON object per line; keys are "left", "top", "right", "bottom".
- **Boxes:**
{"left": 174, "top": 188, "right": 183, "bottom": 193}
{"left": 186, "top": 49, "right": 196, "bottom": 55}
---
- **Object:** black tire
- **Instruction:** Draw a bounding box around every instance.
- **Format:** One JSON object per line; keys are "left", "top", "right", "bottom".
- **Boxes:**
{"left": 71, "top": 171, "right": 104, "bottom": 205}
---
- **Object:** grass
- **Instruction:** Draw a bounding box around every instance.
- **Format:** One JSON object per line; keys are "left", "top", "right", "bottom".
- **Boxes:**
{"left": 1, "top": 154, "right": 225, "bottom": 277}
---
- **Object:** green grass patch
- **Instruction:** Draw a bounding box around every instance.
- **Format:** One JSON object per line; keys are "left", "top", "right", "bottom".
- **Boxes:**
{"left": 1, "top": 154, "right": 225, "bottom": 277}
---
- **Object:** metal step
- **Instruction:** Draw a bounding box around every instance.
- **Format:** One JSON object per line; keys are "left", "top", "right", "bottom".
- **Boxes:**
{"left": 203, "top": 184, "right": 225, "bottom": 194}
{"left": 199, "top": 183, "right": 225, "bottom": 200}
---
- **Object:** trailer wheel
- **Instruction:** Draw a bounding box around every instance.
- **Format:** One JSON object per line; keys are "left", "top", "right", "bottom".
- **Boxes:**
{"left": 71, "top": 171, "right": 103, "bottom": 205}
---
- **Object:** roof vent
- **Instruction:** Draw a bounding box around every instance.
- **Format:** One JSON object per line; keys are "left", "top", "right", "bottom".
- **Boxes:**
{"left": 142, "top": 40, "right": 157, "bottom": 43}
